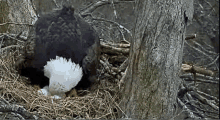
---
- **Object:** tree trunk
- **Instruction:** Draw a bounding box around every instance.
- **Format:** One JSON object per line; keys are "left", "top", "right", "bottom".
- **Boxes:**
{"left": 120, "top": 0, "right": 194, "bottom": 119}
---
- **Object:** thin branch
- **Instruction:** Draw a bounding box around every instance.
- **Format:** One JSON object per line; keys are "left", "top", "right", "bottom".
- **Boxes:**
{"left": 118, "top": 58, "right": 128, "bottom": 72}
{"left": 80, "top": 0, "right": 110, "bottom": 15}
{"left": 30, "top": 0, "right": 39, "bottom": 18}
{"left": 101, "top": 41, "right": 130, "bottom": 48}
{"left": 117, "top": 26, "right": 126, "bottom": 41}
{"left": 0, "top": 22, "right": 33, "bottom": 26}
{"left": 190, "top": 91, "right": 219, "bottom": 111}
{"left": 196, "top": 90, "right": 219, "bottom": 103}
{"left": 185, "top": 40, "right": 213, "bottom": 60}
{"left": 0, "top": 37, "right": 3, "bottom": 50}
{"left": 191, "top": 40, "right": 217, "bottom": 55}
{"left": 185, "top": 40, "right": 219, "bottom": 71}
{"left": 0, "top": 45, "right": 22, "bottom": 52}
{"left": 52, "top": 0, "right": 59, "bottom": 8}
{"left": 101, "top": 42, "right": 129, "bottom": 55}
{"left": 173, "top": 98, "right": 200, "bottom": 119}
{"left": 118, "top": 67, "right": 127, "bottom": 89}
{"left": 80, "top": 0, "right": 134, "bottom": 16}
{"left": 0, "top": 97, "right": 38, "bottom": 119}
{"left": 181, "top": 64, "right": 215, "bottom": 77}
{"left": 92, "top": 18, "right": 132, "bottom": 36}
{"left": 0, "top": 33, "right": 27, "bottom": 41}
{"left": 184, "top": 78, "right": 219, "bottom": 84}
{"left": 205, "top": 55, "right": 219, "bottom": 68}
{"left": 185, "top": 34, "right": 196, "bottom": 40}
{"left": 180, "top": 73, "right": 219, "bottom": 81}
{"left": 100, "top": 60, "right": 116, "bottom": 76}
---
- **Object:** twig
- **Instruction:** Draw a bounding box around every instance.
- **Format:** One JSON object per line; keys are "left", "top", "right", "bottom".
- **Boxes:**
{"left": 184, "top": 78, "right": 219, "bottom": 84}
{"left": 80, "top": 0, "right": 134, "bottom": 16}
{"left": 52, "top": 0, "right": 59, "bottom": 8}
{"left": 80, "top": 0, "right": 110, "bottom": 15}
{"left": 93, "top": 17, "right": 132, "bottom": 36}
{"left": 190, "top": 91, "right": 219, "bottom": 111}
{"left": 0, "top": 45, "right": 22, "bottom": 51}
{"left": 191, "top": 40, "right": 217, "bottom": 55}
{"left": 0, "top": 97, "right": 38, "bottom": 119}
{"left": 101, "top": 42, "right": 129, "bottom": 55}
{"left": 189, "top": 102, "right": 219, "bottom": 115}
{"left": 0, "top": 33, "right": 27, "bottom": 41}
{"left": 180, "top": 73, "right": 219, "bottom": 81}
{"left": 185, "top": 40, "right": 219, "bottom": 71}
{"left": 185, "top": 34, "right": 196, "bottom": 40}
{"left": 118, "top": 67, "right": 127, "bottom": 89}
{"left": 121, "top": 39, "right": 130, "bottom": 44}
{"left": 29, "top": 0, "right": 39, "bottom": 18}
{"left": 181, "top": 64, "right": 215, "bottom": 76}
{"left": 185, "top": 41, "right": 214, "bottom": 61}
{"left": 173, "top": 98, "right": 199, "bottom": 119}
{"left": 0, "top": 37, "right": 3, "bottom": 50}
{"left": 118, "top": 58, "right": 128, "bottom": 73}
{"left": 117, "top": 26, "right": 126, "bottom": 41}
{"left": 15, "top": 32, "right": 23, "bottom": 39}
{"left": 205, "top": 55, "right": 219, "bottom": 68}
{"left": 100, "top": 60, "right": 116, "bottom": 76}
{"left": 111, "top": 0, "right": 118, "bottom": 18}
{"left": 107, "top": 42, "right": 130, "bottom": 48}
{"left": 0, "top": 22, "right": 33, "bottom": 26}
{"left": 196, "top": 90, "right": 219, "bottom": 102}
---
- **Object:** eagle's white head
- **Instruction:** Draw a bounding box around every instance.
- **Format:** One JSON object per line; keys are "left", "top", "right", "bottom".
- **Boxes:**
{"left": 39, "top": 56, "right": 83, "bottom": 99}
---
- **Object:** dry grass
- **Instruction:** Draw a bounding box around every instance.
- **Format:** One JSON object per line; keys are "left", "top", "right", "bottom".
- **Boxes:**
{"left": 0, "top": 47, "right": 123, "bottom": 119}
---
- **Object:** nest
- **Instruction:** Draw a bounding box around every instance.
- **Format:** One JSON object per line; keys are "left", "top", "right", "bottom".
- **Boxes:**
{"left": 0, "top": 34, "right": 130, "bottom": 119}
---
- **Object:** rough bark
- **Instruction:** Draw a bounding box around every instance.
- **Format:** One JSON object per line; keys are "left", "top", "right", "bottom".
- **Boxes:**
{"left": 120, "top": 0, "right": 194, "bottom": 119}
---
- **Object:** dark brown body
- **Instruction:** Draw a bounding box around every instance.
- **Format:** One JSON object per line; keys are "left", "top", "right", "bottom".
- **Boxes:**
{"left": 16, "top": 6, "right": 100, "bottom": 91}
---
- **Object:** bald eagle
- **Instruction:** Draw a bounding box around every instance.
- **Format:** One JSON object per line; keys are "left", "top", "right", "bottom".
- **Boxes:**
{"left": 17, "top": 6, "right": 100, "bottom": 99}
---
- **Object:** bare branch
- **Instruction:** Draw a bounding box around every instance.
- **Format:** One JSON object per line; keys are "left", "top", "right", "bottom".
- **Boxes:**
{"left": 118, "top": 58, "right": 128, "bottom": 73}
{"left": 185, "top": 41, "right": 214, "bottom": 61}
{"left": 185, "top": 34, "right": 196, "bottom": 40}
{"left": 190, "top": 91, "right": 219, "bottom": 111}
{"left": 191, "top": 40, "right": 217, "bottom": 55}
{"left": 0, "top": 22, "right": 33, "bottom": 26}
{"left": 180, "top": 73, "right": 219, "bottom": 81}
{"left": 118, "top": 67, "right": 127, "bottom": 89}
{"left": 0, "top": 33, "right": 27, "bottom": 41}
{"left": 101, "top": 42, "right": 129, "bottom": 55}
{"left": 29, "top": 0, "right": 39, "bottom": 18}
{"left": 181, "top": 64, "right": 215, "bottom": 77}
{"left": 102, "top": 41, "right": 130, "bottom": 48}
{"left": 92, "top": 18, "right": 132, "bottom": 36}
{"left": 185, "top": 78, "right": 219, "bottom": 84}
{"left": 80, "top": 0, "right": 110, "bottom": 15}
{"left": 0, "top": 45, "right": 22, "bottom": 52}
{"left": 196, "top": 90, "right": 219, "bottom": 103}
{"left": 0, "top": 98, "right": 38, "bottom": 119}
{"left": 173, "top": 98, "right": 200, "bottom": 119}
{"left": 205, "top": 55, "right": 219, "bottom": 68}
{"left": 80, "top": 0, "right": 134, "bottom": 16}
{"left": 52, "top": 0, "right": 59, "bottom": 8}
{"left": 100, "top": 60, "right": 117, "bottom": 76}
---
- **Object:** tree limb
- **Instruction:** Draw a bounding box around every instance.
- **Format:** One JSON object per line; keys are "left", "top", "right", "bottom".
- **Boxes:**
{"left": 181, "top": 64, "right": 215, "bottom": 77}
{"left": 0, "top": 98, "right": 38, "bottom": 119}
{"left": 101, "top": 42, "right": 129, "bottom": 55}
